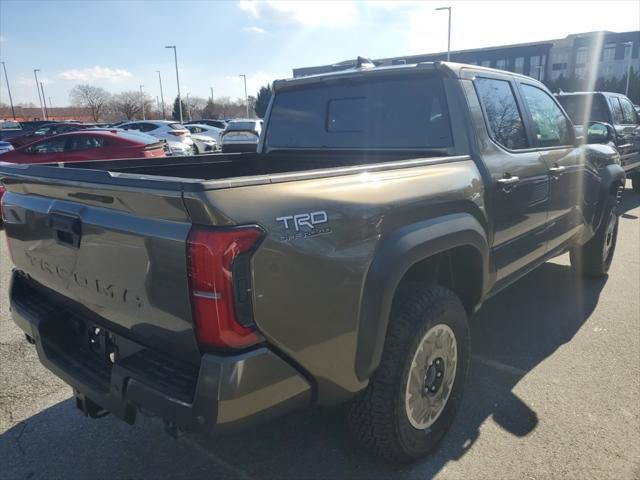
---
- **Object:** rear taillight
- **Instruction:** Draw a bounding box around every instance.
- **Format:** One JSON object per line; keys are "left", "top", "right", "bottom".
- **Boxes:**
{"left": 168, "top": 131, "right": 186, "bottom": 136}
{"left": 187, "top": 226, "right": 263, "bottom": 349}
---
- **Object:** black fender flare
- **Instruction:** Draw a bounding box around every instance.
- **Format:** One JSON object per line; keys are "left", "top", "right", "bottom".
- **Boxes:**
{"left": 355, "top": 213, "right": 489, "bottom": 381}
{"left": 595, "top": 163, "right": 625, "bottom": 229}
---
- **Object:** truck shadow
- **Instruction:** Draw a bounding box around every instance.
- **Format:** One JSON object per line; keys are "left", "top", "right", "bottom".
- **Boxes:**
{"left": 0, "top": 261, "right": 606, "bottom": 480}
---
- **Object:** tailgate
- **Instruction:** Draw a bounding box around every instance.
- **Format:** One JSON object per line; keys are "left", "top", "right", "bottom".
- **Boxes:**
{"left": 0, "top": 164, "right": 202, "bottom": 364}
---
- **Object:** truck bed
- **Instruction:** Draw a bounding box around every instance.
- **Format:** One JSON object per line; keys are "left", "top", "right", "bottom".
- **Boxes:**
{"left": 32, "top": 151, "right": 450, "bottom": 183}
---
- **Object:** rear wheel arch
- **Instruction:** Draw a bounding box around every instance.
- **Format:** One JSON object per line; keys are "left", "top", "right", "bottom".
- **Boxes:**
{"left": 355, "top": 213, "right": 489, "bottom": 382}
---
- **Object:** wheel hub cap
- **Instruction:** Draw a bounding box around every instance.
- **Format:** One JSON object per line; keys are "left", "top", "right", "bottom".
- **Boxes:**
{"left": 405, "top": 324, "right": 457, "bottom": 430}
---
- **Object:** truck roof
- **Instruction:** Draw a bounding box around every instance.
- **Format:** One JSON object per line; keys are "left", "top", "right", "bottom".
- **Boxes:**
{"left": 273, "top": 61, "right": 539, "bottom": 91}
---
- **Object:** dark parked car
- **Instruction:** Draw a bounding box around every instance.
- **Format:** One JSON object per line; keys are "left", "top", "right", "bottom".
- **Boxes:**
{"left": 9, "top": 122, "right": 90, "bottom": 148}
{"left": 0, "top": 120, "right": 58, "bottom": 141}
{"left": 0, "top": 62, "right": 624, "bottom": 463}
{"left": 556, "top": 91, "right": 640, "bottom": 192}
{"left": 2, "top": 129, "right": 167, "bottom": 164}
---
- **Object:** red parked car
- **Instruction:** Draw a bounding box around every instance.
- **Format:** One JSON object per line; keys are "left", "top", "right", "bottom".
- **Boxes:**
{"left": 0, "top": 130, "right": 167, "bottom": 224}
{"left": 1, "top": 129, "right": 167, "bottom": 165}
{"left": 9, "top": 122, "right": 91, "bottom": 148}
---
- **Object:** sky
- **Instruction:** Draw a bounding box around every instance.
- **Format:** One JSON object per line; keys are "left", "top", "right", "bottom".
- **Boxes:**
{"left": 0, "top": 0, "right": 639, "bottom": 107}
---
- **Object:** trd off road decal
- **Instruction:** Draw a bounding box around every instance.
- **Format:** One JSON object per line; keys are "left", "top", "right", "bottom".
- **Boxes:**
{"left": 276, "top": 210, "right": 332, "bottom": 241}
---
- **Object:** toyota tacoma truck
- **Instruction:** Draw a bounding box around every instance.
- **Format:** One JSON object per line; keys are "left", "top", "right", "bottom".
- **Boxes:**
{"left": 0, "top": 62, "right": 625, "bottom": 463}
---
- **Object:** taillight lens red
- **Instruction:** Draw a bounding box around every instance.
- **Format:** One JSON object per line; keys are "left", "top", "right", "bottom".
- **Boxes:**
{"left": 187, "top": 226, "right": 263, "bottom": 349}
{"left": 168, "top": 131, "right": 186, "bottom": 136}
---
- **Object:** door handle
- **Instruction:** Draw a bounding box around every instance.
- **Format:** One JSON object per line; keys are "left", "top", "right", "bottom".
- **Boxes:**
{"left": 497, "top": 176, "right": 520, "bottom": 186}
{"left": 549, "top": 166, "right": 566, "bottom": 174}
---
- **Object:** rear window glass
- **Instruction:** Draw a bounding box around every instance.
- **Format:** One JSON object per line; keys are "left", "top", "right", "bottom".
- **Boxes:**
{"left": 266, "top": 75, "right": 453, "bottom": 149}
{"left": 557, "top": 95, "right": 609, "bottom": 125}
{"left": 115, "top": 130, "right": 159, "bottom": 144}
{"left": 0, "top": 121, "right": 21, "bottom": 130}
{"left": 227, "top": 122, "right": 258, "bottom": 131}
{"left": 168, "top": 123, "right": 185, "bottom": 130}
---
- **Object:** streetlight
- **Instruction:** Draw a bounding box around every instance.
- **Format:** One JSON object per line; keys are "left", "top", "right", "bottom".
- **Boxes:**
{"left": 239, "top": 74, "right": 248, "bottom": 117}
{"left": 140, "top": 84, "right": 146, "bottom": 120}
{"left": 1, "top": 62, "right": 16, "bottom": 119}
{"left": 156, "top": 70, "right": 166, "bottom": 119}
{"left": 33, "top": 69, "right": 45, "bottom": 119}
{"left": 435, "top": 6, "right": 452, "bottom": 62}
{"left": 40, "top": 82, "right": 49, "bottom": 120}
{"left": 165, "top": 45, "right": 183, "bottom": 123}
{"left": 623, "top": 41, "right": 633, "bottom": 96}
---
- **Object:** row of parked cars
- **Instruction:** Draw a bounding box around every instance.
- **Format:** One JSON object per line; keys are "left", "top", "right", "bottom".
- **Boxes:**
{"left": 0, "top": 117, "right": 264, "bottom": 164}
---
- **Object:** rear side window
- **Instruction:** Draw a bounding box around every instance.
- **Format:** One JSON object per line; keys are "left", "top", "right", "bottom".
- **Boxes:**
{"left": 619, "top": 97, "right": 639, "bottom": 124}
{"left": 520, "top": 84, "right": 572, "bottom": 147}
{"left": 29, "top": 137, "right": 67, "bottom": 154}
{"left": 608, "top": 97, "right": 625, "bottom": 124}
{"left": 475, "top": 78, "right": 528, "bottom": 150}
{"left": 67, "top": 135, "right": 106, "bottom": 151}
{"left": 266, "top": 75, "right": 453, "bottom": 150}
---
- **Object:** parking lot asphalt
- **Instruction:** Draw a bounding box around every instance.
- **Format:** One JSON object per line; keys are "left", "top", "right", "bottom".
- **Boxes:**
{"left": 0, "top": 183, "right": 638, "bottom": 480}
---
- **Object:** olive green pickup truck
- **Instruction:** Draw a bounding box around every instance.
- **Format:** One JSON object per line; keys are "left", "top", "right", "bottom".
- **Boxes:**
{"left": 0, "top": 61, "right": 625, "bottom": 462}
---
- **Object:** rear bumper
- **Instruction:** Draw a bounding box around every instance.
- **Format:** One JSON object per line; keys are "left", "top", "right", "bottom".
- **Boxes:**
{"left": 9, "top": 271, "right": 312, "bottom": 434}
{"left": 221, "top": 142, "right": 258, "bottom": 153}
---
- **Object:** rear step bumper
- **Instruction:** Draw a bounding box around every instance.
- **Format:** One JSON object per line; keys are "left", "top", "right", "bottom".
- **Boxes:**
{"left": 9, "top": 271, "right": 312, "bottom": 435}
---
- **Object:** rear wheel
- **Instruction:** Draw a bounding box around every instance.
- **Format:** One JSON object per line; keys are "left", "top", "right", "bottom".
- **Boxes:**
{"left": 348, "top": 286, "right": 470, "bottom": 463}
{"left": 570, "top": 195, "right": 619, "bottom": 277}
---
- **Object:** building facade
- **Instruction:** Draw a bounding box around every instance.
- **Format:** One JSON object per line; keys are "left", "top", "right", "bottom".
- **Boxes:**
{"left": 292, "top": 30, "right": 640, "bottom": 87}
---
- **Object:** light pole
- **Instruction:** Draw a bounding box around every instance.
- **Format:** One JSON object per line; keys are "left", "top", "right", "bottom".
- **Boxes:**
{"left": 210, "top": 86, "right": 214, "bottom": 103}
{"left": 40, "top": 82, "right": 49, "bottom": 120}
{"left": 435, "top": 6, "right": 451, "bottom": 62}
{"left": 33, "top": 69, "right": 45, "bottom": 119}
{"left": 1, "top": 62, "right": 16, "bottom": 119}
{"left": 156, "top": 70, "right": 166, "bottom": 119}
{"left": 623, "top": 41, "right": 633, "bottom": 96}
{"left": 140, "top": 84, "right": 146, "bottom": 120}
{"left": 165, "top": 45, "right": 183, "bottom": 123}
{"left": 239, "top": 74, "right": 248, "bottom": 117}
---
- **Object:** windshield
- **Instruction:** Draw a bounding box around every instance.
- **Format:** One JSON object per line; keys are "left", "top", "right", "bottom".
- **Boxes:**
{"left": 557, "top": 95, "right": 609, "bottom": 125}
{"left": 266, "top": 75, "right": 453, "bottom": 150}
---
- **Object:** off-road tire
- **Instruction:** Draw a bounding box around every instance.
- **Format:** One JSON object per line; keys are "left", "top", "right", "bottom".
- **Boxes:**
{"left": 570, "top": 194, "right": 619, "bottom": 277}
{"left": 347, "top": 285, "right": 470, "bottom": 463}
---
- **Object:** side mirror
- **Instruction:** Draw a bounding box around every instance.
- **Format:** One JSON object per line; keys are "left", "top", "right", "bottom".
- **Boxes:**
{"left": 586, "top": 122, "right": 613, "bottom": 144}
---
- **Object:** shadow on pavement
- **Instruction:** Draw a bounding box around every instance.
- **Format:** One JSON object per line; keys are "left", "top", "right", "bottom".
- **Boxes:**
{"left": 0, "top": 260, "right": 607, "bottom": 480}
{"left": 620, "top": 187, "right": 640, "bottom": 219}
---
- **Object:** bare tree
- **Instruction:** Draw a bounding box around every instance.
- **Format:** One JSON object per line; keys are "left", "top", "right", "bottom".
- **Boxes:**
{"left": 69, "top": 85, "right": 111, "bottom": 122}
{"left": 184, "top": 96, "right": 207, "bottom": 121}
{"left": 109, "top": 91, "right": 152, "bottom": 121}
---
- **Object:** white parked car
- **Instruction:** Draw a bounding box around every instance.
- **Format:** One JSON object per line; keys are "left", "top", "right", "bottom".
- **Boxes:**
{"left": 185, "top": 124, "right": 224, "bottom": 144}
{"left": 0, "top": 141, "right": 14, "bottom": 155}
{"left": 220, "top": 119, "right": 263, "bottom": 153}
{"left": 119, "top": 120, "right": 194, "bottom": 156}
